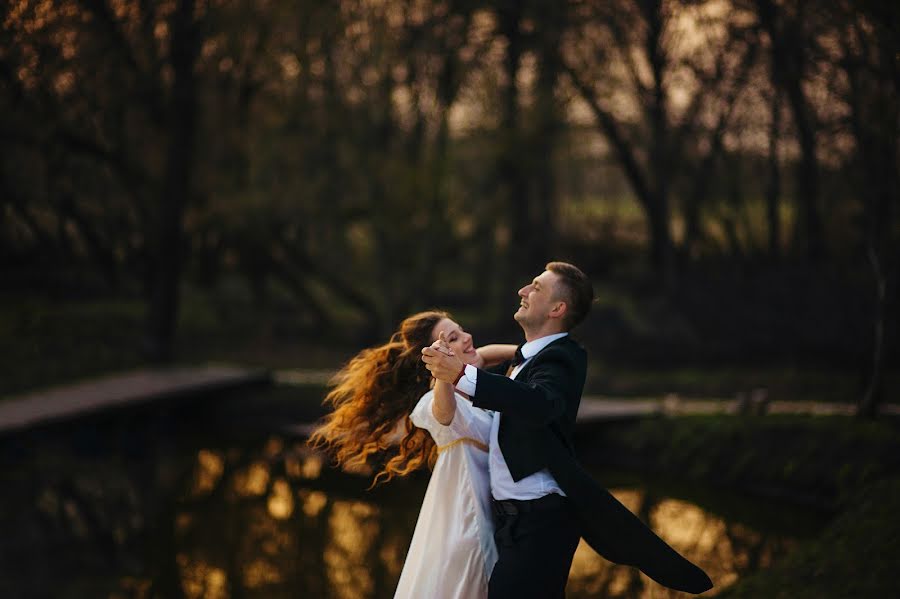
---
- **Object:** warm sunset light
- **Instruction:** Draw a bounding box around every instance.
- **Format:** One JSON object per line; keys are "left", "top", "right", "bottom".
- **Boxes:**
{"left": 2, "top": 0, "right": 897, "bottom": 597}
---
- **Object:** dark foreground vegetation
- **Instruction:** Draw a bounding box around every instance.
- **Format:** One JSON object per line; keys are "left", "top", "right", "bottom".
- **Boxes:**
{"left": 720, "top": 476, "right": 900, "bottom": 598}
{"left": 586, "top": 414, "right": 900, "bottom": 597}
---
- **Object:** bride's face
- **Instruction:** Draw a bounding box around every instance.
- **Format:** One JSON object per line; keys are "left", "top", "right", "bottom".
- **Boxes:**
{"left": 431, "top": 318, "right": 478, "bottom": 364}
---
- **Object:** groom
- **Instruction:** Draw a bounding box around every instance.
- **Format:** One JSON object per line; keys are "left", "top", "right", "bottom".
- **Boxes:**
{"left": 422, "top": 261, "right": 712, "bottom": 598}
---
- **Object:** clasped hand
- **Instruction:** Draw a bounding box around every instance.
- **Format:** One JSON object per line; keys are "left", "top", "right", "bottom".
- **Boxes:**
{"left": 421, "top": 332, "right": 465, "bottom": 384}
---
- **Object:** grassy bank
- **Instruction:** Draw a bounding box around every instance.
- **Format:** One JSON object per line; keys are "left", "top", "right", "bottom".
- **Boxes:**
{"left": 582, "top": 414, "right": 900, "bottom": 597}
{"left": 718, "top": 476, "right": 900, "bottom": 598}
{"left": 582, "top": 414, "right": 900, "bottom": 507}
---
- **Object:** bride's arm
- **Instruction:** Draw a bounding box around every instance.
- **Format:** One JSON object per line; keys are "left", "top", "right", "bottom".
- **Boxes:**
{"left": 432, "top": 379, "right": 457, "bottom": 425}
{"left": 475, "top": 344, "right": 518, "bottom": 368}
{"left": 427, "top": 334, "right": 458, "bottom": 425}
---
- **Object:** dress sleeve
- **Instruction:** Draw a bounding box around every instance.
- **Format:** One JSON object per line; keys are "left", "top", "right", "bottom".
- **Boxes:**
{"left": 410, "top": 389, "right": 491, "bottom": 446}
{"left": 448, "top": 396, "right": 492, "bottom": 445}
{"left": 410, "top": 390, "right": 454, "bottom": 446}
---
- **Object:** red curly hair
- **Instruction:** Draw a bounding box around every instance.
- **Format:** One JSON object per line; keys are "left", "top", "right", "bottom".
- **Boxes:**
{"left": 308, "top": 310, "right": 449, "bottom": 485}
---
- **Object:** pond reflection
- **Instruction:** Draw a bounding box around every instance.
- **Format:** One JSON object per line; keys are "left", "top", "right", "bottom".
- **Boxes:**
{"left": 566, "top": 490, "right": 798, "bottom": 598}
{"left": 0, "top": 409, "right": 823, "bottom": 599}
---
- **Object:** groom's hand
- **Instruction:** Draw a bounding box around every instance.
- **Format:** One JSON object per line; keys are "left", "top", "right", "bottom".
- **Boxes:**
{"left": 422, "top": 338, "right": 466, "bottom": 384}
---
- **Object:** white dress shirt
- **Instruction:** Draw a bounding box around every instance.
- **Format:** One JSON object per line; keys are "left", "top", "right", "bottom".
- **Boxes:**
{"left": 455, "top": 332, "right": 568, "bottom": 500}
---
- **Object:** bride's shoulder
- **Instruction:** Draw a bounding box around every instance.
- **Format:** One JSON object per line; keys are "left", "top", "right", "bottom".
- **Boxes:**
{"left": 416, "top": 388, "right": 435, "bottom": 404}
{"left": 409, "top": 389, "right": 435, "bottom": 426}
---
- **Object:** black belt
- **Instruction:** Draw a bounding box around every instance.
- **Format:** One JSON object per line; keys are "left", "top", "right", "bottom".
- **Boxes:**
{"left": 491, "top": 494, "right": 568, "bottom": 548}
{"left": 492, "top": 493, "right": 568, "bottom": 516}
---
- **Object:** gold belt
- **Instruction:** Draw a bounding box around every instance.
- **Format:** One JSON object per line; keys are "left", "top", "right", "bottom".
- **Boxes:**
{"left": 437, "top": 437, "right": 489, "bottom": 454}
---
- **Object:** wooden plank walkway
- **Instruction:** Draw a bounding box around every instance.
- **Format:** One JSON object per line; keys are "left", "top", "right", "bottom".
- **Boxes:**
{"left": 275, "top": 368, "right": 900, "bottom": 416}
{"left": 4, "top": 366, "right": 895, "bottom": 438}
{"left": 274, "top": 368, "right": 900, "bottom": 436}
{"left": 578, "top": 395, "right": 900, "bottom": 419}
{"left": 0, "top": 365, "right": 271, "bottom": 435}
{"left": 282, "top": 396, "right": 900, "bottom": 440}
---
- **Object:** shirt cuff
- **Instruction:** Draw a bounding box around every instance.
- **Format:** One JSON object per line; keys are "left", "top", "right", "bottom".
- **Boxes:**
{"left": 454, "top": 364, "right": 477, "bottom": 396}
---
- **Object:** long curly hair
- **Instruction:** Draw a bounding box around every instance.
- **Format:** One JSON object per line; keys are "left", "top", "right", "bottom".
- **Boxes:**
{"left": 308, "top": 310, "right": 449, "bottom": 486}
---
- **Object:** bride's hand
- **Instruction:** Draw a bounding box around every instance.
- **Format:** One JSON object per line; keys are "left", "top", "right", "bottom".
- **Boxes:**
{"left": 472, "top": 348, "right": 486, "bottom": 369}
{"left": 431, "top": 334, "right": 454, "bottom": 357}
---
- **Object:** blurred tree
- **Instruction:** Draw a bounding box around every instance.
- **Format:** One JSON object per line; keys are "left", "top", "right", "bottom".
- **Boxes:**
{"left": 1, "top": 0, "right": 209, "bottom": 361}
{"left": 146, "top": 0, "right": 205, "bottom": 362}
{"left": 832, "top": 1, "right": 900, "bottom": 417}
{"left": 1, "top": 0, "right": 897, "bottom": 373}
{"left": 563, "top": 0, "right": 760, "bottom": 283}
{"left": 484, "top": 0, "right": 529, "bottom": 312}
{"left": 200, "top": 0, "right": 490, "bottom": 338}
{"left": 764, "top": 86, "right": 783, "bottom": 259}
{"left": 752, "top": 0, "right": 827, "bottom": 262}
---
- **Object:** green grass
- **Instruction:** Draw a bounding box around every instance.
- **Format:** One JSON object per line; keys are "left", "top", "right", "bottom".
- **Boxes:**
{"left": 587, "top": 414, "right": 900, "bottom": 597}
{"left": 717, "top": 476, "right": 900, "bottom": 598}
{"left": 585, "top": 364, "right": 897, "bottom": 403}
{"left": 0, "top": 296, "right": 147, "bottom": 396}
{"left": 587, "top": 414, "right": 900, "bottom": 509}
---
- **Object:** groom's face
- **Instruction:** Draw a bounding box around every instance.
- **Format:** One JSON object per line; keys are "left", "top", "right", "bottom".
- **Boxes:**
{"left": 514, "top": 270, "right": 563, "bottom": 328}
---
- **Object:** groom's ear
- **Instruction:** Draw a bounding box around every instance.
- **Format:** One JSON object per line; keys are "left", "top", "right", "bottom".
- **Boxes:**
{"left": 549, "top": 301, "right": 568, "bottom": 321}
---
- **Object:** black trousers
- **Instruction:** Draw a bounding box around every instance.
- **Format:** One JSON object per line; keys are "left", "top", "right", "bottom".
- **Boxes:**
{"left": 488, "top": 494, "right": 581, "bottom": 599}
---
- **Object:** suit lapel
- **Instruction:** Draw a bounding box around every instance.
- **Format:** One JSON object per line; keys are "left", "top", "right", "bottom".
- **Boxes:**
{"left": 511, "top": 336, "right": 571, "bottom": 380}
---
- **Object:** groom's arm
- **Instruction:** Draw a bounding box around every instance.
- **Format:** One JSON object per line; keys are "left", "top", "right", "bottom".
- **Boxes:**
{"left": 469, "top": 350, "right": 578, "bottom": 425}
{"left": 475, "top": 343, "right": 518, "bottom": 369}
{"left": 423, "top": 344, "right": 577, "bottom": 425}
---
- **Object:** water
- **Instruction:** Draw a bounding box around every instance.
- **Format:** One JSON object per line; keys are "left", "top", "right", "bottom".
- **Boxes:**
{"left": 0, "top": 390, "right": 827, "bottom": 599}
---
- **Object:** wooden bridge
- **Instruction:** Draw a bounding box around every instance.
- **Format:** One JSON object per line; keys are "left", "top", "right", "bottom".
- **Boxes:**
{"left": 3, "top": 366, "right": 896, "bottom": 437}
{"left": 0, "top": 365, "right": 271, "bottom": 435}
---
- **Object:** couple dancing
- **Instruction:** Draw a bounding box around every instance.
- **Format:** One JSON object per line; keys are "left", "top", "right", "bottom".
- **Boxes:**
{"left": 310, "top": 262, "right": 712, "bottom": 598}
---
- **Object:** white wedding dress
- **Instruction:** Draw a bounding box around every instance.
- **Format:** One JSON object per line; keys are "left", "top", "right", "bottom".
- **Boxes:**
{"left": 394, "top": 389, "right": 497, "bottom": 599}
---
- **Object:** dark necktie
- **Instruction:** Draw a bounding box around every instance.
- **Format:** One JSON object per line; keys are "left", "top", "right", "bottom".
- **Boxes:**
{"left": 506, "top": 345, "right": 526, "bottom": 377}
{"left": 511, "top": 345, "right": 525, "bottom": 367}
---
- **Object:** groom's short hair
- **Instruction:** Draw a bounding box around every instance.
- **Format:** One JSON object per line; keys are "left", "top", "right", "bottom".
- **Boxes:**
{"left": 546, "top": 261, "right": 594, "bottom": 330}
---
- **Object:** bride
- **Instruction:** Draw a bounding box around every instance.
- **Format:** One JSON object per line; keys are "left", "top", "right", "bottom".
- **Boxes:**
{"left": 308, "top": 310, "right": 515, "bottom": 599}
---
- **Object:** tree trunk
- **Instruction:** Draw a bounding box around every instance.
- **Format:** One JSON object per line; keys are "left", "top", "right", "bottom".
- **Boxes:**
{"left": 145, "top": 0, "right": 200, "bottom": 362}
{"left": 532, "top": 1, "right": 565, "bottom": 263}
{"left": 766, "top": 88, "right": 782, "bottom": 259}
{"left": 859, "top": 245, "right": 886, "bottom": 418}
{"left": 755, "top": 0, "right": 824, "bottom": 261}
{"left": 496, "top": 1, "right": 529, "bottom": 317}
{"left": 840, "top": 13, "right": 899, "bottom": 418}
{"left": 790, "top": 89, "right": 824, "bottom": 261}
{"left": 835, "top": 11, "right": 900, "bottom": 417}
{"left": 644, "top": 0, "right": 675, "bottom": 286}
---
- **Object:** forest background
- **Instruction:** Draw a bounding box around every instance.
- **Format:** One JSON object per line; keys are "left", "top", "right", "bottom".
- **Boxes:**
{"left": 2, "top": 0, "right": 897, "bottom": 415}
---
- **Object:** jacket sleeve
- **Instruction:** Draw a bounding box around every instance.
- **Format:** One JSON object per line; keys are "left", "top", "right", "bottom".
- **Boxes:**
{"left": 470, "top": 347, "right": 578, "bottom": 426}
{"left": 485, "top": 360, "right": 510, "bottom": 376}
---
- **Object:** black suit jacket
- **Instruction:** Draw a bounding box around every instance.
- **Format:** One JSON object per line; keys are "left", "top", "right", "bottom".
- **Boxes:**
{"left": 471, "top": 336, "right": 713, "bottom": 595}
{"left": 473, "top": 335, "right": 585, "bottom": 481}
